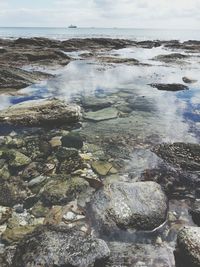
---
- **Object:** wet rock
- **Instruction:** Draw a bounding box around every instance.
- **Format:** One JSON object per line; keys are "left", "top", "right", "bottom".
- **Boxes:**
{"left": 61, "top": 132, "right": 83, "bottom": 149}
{"left": 182, "top": 76, "right": 197, "bottom": 84}
{"left": 0, "top": 164, "right": 10, "bottom": 180}
{"left": 91, "top": 181, "right": 167, "bottom": 232}
{"left": 0, "top": 98, "right": 82, "bottom": 126}
{"left": 153, "top": 143, "right": 200, "bottom": 171}
{"left": 1, "top": 225, "right": 36, "bottom": 244}
{"left": 28, "top": 175, "right": 48, "bottom": 188}
{"left": 153, "top": 53, "right": 188, "bottom": 63}
{"left": 12, "top": 225, "right": 110, "bottom": 267}
{"left": 136, "top": 40, "right": 161, "bottom": 48}
{"left": 175, "top": 226, "right": 200, "bottom": 267}
{"left": 39, "top": 176, "right": 89, "bottom": 206}
{"left": 150, "top": 83, "right": 188, "bottom": 92}
{"left": 92, "top": 161, "right": 117, "bottom": 176}
{"left": 2, "top": 149, "right": 31, "bottom": 168}
{"left": 190, "top": 199, "right": 200, "bottom": 226}
{"left": 84, "top": 107, "right": 118, "bottom": 122}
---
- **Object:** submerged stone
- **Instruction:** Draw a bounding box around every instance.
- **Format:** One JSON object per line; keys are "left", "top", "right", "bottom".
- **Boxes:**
{"left": 12, "top": 225, "right": 110, "bottom": 267}
{"left": 84, "top": 107, "right": 118, "bottom": 122}
{"left": 92, "top": 161, "right": 116, "bottom": 176}
{"left": 91, "top": 181, "right": 167, "bottom": 232}
{"left": 3, "top": 150, "right": 31, "bottom": 168}
{"left": 61, "top": 132, "right": 83, "bottom": 149}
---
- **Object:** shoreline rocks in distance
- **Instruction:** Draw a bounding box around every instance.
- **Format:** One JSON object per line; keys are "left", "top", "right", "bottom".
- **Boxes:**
{"left": 0, "top": 98, "right": 82, "bottom": 126}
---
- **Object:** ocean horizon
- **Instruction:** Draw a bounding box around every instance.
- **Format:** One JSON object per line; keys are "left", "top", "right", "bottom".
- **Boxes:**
{"left": 0, "top": 27, "right": 200, "bottom": 41}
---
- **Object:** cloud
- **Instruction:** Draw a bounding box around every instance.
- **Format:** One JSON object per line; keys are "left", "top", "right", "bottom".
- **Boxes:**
{"left": 0, "top": 0, "right": 199, "bottom": 28}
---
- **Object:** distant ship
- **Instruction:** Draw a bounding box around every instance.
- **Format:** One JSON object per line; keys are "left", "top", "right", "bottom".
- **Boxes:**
{"left": 68, "top": 25, "right": 77, "bottom": 28}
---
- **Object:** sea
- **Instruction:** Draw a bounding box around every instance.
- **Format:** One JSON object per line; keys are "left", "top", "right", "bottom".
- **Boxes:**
{"left": 0, "top": 27, "right": 200, "bottom": 41}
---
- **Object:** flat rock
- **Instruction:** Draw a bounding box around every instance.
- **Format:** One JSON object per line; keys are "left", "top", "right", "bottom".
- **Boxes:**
{"left": 98, "top": 57, "right": 139, "bottom": 65}
{"left": 0, "top": 98, "right": 82, "bottom": 126}
{"left": 12, "top": 225, "right": 110, "bottom": 267}
{"left": 175, "top": 226, "right": 200, "bottom": 267}
{"left": 90, "top": 181, "right": 167, "bottom": 232}
{"left": 150, "top": 83, "right": 188, "bottom": 92}
{"left": 84, "top": 107, "right": 118, "bottom": 122}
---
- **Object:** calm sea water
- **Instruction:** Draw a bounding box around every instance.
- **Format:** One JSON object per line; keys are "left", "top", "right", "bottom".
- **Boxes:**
{"left": 0, "top": 27, "right": 200, "bottom": 41}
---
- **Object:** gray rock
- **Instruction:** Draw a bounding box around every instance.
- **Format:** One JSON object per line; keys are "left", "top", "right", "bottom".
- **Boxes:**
{"left": 175, "top": 226, "right": 200, "bottom": 267}
{"left": 190, "top": 199, "right": 200, "bottom": 226}
{"left": 153, "top": 53, "right": 188, "bottom": 63}
{"left": 91, "top": 181, "right": 167, "bottom": 232}
{"left": 0, "top": 98, "right": 82, "bottom": 126}
{"left": 12, "top": 225, "right": 110, "bottom": 267}
{"left": 182, "top": 77, "right": 197, "bottom": 84}
{"left": 149, "top": 83, "right": 188, "bottom": 92}
{"left": 84, "top": 107, "right": 118, "bottom": 122}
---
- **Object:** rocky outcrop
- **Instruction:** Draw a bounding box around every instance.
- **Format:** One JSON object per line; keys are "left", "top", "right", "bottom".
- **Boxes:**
{"left": 149, "top": 83, "right": 188, "bottom": 92}
{"left": 12, "top": 225, "right": 110, "bottom": 267}
{"left": 0, "top": 98, "right": 82, "bottom": 126}
{"left": 0, "top": 66, "right": 53, "bottom": 91}
{"left": 175, "top": 226, "right": 200, "bottom": 267}
{"left": 90, "top": 181, "right": 167, "bottom": 233}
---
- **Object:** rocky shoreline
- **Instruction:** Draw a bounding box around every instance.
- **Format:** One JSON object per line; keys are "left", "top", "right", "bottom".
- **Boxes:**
{"left": 0, "top": 37, "right": 200, "bottom": 266}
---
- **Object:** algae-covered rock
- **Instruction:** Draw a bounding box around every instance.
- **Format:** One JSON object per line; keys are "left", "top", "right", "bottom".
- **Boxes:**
{"left": 31, "top": 201, "right": 50, "bottom": 218}
{"left": 1, "top": 225, "right": 36, "bottom": 244}
{"left": 3, "top": 150, "right": 31, "bottom": 168}
{"left": 39, "top": 176, "right": 89, "bottom": 206}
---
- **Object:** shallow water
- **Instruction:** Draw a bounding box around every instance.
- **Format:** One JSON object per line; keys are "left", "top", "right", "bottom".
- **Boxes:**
{"left": 0, "top": 44, "right": 200, "bottom": 266}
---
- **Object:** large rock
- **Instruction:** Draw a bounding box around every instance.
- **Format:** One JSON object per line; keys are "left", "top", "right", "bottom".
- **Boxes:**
{"left": 0, "top": 66, "right": 53, "bottom": 91}
{"left": 12, "top": 225, "right": 110, "bottom": 267}
{"left": 175, "top": 226, "right": 200, "bottom": 267}
{"left": 190, "top": 199, "right": 200, "bottom": 226}
{"left": 90, "top": 181, "right": 167, "bottom": 232}
{"left": 153, "top": 53, "right": 189, "bottom": 63}
{"left": 0, "top": 98, "right": 82, "bottom": 126}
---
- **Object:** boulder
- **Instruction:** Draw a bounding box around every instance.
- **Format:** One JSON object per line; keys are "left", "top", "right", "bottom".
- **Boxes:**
{"left": 90, "top": 181, "right": 167, "bottom": 232}
{"left": 12, "top": 225, "right": 110, "bottom": 267}
{"left": 175, "top": 226, "right": 200, "bottom": 267}
{"left": 0, "top": 98, "right": 82, "bottom": 126}
{"left": 2, "top": 149, "right": 31, "bottom": 168}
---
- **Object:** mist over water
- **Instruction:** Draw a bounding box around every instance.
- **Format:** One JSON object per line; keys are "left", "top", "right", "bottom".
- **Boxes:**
{"left": 0, "top": 27, "right": 200, "bottom": 41}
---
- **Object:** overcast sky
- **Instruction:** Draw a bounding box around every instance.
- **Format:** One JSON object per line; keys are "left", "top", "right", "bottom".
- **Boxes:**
{"left": 0, "top": 0, "right": 199, "bottom": 29}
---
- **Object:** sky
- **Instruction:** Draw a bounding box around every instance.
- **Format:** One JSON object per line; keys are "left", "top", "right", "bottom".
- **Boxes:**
{"left": 0, "top": 0, "right": 199, "bottom": 29}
